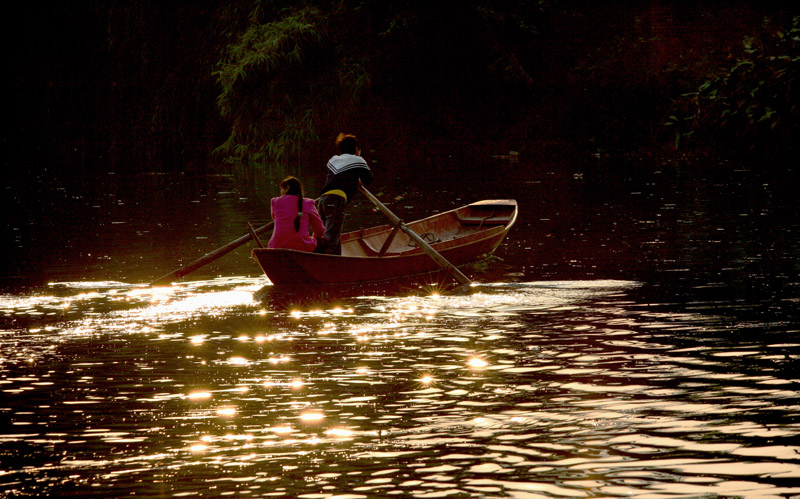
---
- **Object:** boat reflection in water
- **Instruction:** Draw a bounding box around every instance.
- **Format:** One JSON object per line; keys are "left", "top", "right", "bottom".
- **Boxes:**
{"left": 1, "top": 276, "right": 798, "bottom": 497}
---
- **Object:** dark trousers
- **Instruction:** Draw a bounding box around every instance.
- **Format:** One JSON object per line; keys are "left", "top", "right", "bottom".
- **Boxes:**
{"left": 315, "top": 194, "right": 346, "bottom": 255}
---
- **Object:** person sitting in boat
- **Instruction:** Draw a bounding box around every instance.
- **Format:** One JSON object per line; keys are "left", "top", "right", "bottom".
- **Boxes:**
{"left": 314, "top": 133, "right": 373, "bottom": 255}
{"left": 268, "top": 176, "right": 325, "bottom": 252}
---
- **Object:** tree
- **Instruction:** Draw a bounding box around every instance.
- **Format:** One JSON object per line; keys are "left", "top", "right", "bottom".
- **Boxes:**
{"left": 214, "top": 3, "right": 371, "bottom": 177}
{"left": 213, "top": 0, "right": 548, "bottom": 177}
{"left": 667, "top": 16, "right": 799, "bottom": 161}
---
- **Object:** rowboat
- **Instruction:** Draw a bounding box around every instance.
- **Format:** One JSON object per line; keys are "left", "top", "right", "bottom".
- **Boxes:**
{"left": 251, "top": 199, "right": 518, "bottom": 285}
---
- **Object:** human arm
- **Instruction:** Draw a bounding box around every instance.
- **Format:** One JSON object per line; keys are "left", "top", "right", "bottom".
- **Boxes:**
{"left": 358, "top": 164, "right": 373, "bottom": 186}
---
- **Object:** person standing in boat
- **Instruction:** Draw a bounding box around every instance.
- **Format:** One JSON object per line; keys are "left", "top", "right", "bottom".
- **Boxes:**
{"left": 268, "top": 176, "right": 325, "bottom": 252}
{"left": 314, "top": 133, "right": 373, "bottom": 255}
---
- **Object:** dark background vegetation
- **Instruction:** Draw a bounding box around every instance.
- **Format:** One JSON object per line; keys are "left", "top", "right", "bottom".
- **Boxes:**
{"left": 7, "top": 1, "right": 799, "bottom": 188}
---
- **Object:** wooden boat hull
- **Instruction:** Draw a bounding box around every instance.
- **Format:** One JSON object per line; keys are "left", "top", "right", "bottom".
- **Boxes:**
{"left": 252, "top": 199, "right": 517, "bottom": 285}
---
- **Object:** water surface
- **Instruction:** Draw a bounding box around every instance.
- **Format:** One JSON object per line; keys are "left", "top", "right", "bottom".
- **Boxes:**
{"left": 2, "top": 276, "right": 799, "bottom": 497}
{"left": 2, "top": 158, "right": 799, "bottom": 497}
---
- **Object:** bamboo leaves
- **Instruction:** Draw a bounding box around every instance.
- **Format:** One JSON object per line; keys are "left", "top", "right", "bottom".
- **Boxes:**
{"left": 214, "top": 7, "right": 328, "bottom": 173}
{"left": 216, "top": 7, "right": 322, "bottom": 115}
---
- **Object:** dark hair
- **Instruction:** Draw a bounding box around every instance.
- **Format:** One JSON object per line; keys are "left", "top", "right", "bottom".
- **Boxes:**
{"left": 336, "top": 133, "right": 360, "bottom": 155}
{"left": 279, "top": 176, "right": 304, "bottom": 232}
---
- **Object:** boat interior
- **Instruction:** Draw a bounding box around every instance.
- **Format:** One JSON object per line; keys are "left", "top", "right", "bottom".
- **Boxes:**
{"left": 340, "top": 200, "right": 517, "bottom": 257}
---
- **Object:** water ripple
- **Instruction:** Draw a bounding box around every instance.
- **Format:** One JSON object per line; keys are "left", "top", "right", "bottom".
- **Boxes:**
{"left": 1, "top": 278, "right": 799, "bottom": 497}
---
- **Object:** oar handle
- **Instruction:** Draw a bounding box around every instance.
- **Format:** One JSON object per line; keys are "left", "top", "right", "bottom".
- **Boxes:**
{"left": 358, "top": 185, "right": 472, "bottom": 287}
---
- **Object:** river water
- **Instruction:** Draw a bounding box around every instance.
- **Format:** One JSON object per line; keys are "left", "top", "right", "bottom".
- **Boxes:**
{"left": 1, "top": 156, "right": 799, "bottom": 497}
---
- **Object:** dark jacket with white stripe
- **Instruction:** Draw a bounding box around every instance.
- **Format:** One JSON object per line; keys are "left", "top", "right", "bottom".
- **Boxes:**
{"left": 319, "top": 154, "right": 373, "bottom": 203}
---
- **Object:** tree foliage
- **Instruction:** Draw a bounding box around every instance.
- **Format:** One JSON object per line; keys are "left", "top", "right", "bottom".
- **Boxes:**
{"left": 213, "top": 0, "right": 548, "bottom": 173}
{"left": 15, "top": 2, "right": 798, "bottom": 182}
{"left": 668, "top": 16, "right": 799, "bottom": 160}
{"left": 214, "top": 3, "right": 370, "bottom": 173}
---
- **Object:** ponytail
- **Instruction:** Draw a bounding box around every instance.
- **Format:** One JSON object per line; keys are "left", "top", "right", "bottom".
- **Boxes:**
{"left": 279, "top": 176, "right": 304, "bottom": 232}
{"left": 294, "top": 191, "right": 303, "bottom": 232}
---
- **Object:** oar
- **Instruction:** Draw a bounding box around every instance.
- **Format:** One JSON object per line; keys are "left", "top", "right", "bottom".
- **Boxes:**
{"left": 358, "top": 185, "right": 472, "bottom": 287}
{"left": 150, "top": 221, "right": 274, "bottom": 286}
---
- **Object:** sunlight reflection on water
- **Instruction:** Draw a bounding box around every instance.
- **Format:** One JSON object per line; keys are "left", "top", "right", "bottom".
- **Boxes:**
{"left": 1, "top": 278, "right": 799, "bottom": 497}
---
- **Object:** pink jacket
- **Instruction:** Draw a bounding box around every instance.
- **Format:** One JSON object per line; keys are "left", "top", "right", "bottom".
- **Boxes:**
{"left": 267, "top": 195, "right": 324, "bottom": 252}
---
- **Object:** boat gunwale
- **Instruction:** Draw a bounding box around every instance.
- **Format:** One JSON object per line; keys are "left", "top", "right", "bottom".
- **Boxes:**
{"left": 251, "top": 199, "right": 518, "bottom": 285}
{"left": 254, "top": 200, "right": 518, "bottom": 262}
{"left": 253, "top": 221, "right": 509, "bottom": 263}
